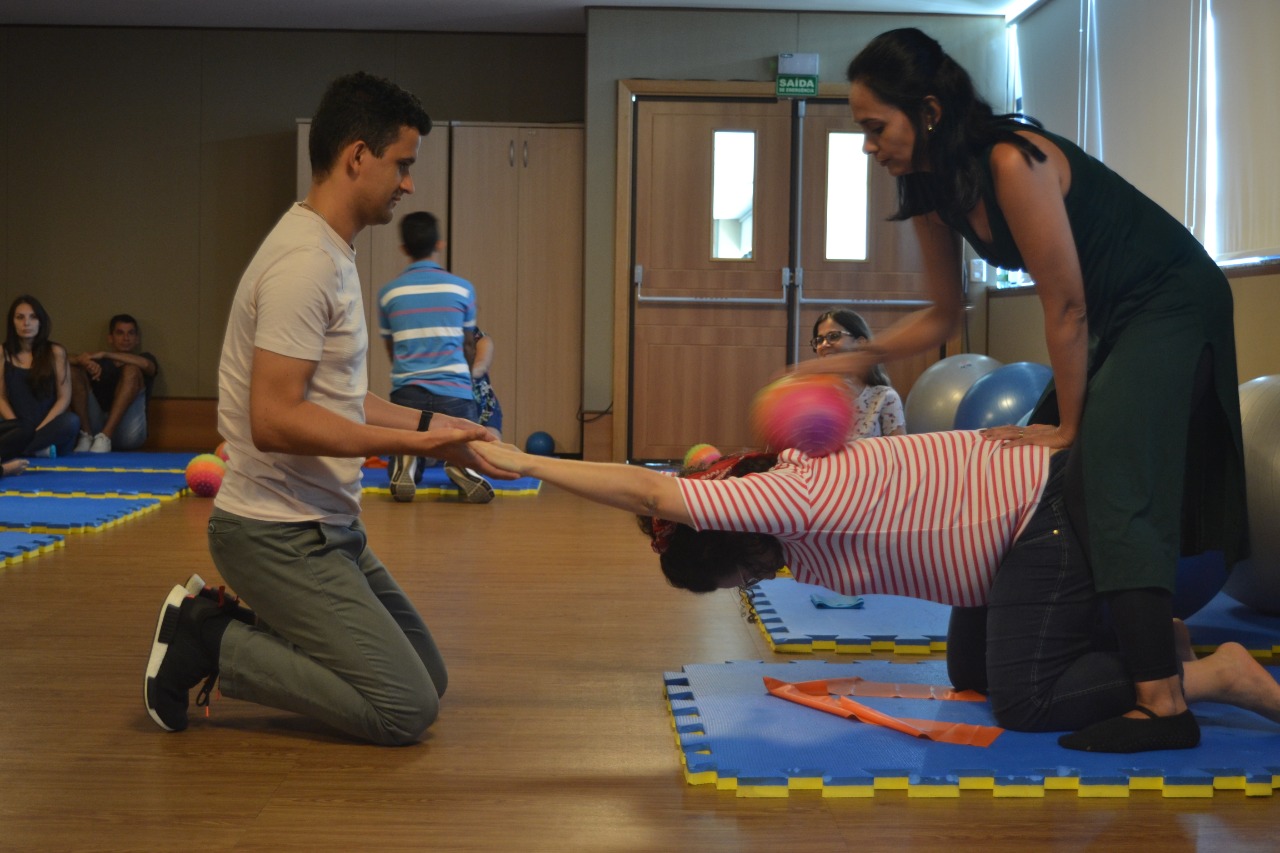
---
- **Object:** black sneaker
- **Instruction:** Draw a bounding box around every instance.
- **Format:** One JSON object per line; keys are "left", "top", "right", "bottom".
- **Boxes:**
{"left": 184, "top": 573, "right": 255, "bottom": 626}
{"left": 144, "top": 586, "right": 223, "bottom": 732}
{"left": 389, "top": 454, "right": 418, "bottom": 502}
{"left": 445, "top": 463, "right": 495, "bottom": 504}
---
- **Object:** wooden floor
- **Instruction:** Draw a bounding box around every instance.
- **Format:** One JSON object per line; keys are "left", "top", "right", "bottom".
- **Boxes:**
{"left": 1, "top": 484, "right": 1277, "bottom": 851}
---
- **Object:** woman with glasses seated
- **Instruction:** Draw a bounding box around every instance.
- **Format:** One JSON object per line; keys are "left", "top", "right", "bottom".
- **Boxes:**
{"left": 810, "top": 309, "right": 904, "bottom": 439}
{"left": 470, "top": 431, "right": 1280, "bottom": 753}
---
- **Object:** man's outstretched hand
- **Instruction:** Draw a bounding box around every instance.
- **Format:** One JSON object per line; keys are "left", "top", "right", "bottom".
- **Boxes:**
{"left": 417, "top": 414, "right": 518, "bottom": 480}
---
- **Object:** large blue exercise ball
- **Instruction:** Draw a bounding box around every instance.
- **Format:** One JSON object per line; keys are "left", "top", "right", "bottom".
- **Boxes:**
{"left": 1223, "top": 376, "right": 1280, "bottom": 614}
{"left": 1172, "top": 550, "right": 1228, "bottom": 620}
{"left": 953, "top": 362, "right": 1053, "bottom": 430}
{"left": 905, "top": 354, "right": 1002, "bottom": 434}
{"left": 525, "top": 430, "right": 555, "bottom": 456}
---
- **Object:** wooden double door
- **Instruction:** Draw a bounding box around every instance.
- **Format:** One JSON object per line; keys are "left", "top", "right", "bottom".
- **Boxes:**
{"left": 628, "top": 97, "right": 940, "bottom": 461}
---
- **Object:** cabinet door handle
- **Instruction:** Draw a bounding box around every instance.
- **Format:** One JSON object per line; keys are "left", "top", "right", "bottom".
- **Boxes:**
{"left": 508, "top": 140, "right": 515, "bottom": 167}
{"left": 522, "top": 141, "right": 529, "bottom": 168}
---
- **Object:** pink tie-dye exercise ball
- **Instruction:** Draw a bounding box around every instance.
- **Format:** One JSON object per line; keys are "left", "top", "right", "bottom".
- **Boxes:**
{"left": 751, "top": 374, "right": 854, "bottom": 457}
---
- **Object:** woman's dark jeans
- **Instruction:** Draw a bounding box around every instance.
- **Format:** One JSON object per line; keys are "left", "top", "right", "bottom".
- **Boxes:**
{"left": 946, "top": 451, "right": 1135, "bottom": 732}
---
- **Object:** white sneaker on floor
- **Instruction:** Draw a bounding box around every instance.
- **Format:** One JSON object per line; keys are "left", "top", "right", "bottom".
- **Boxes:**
{"left": 389, "top": 454, "right": 418, "bottom": 503}
{"left": 89, "top": 433, "right": 112, "bottom": 453}
{"left": 74, "top": 431, "right": 93, "bottom": 453}
{"left": 445, "top": 463, "right": 495, "bottom": 504}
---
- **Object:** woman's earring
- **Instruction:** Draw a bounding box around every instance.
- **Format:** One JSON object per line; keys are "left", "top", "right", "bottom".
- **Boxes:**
{"left": 927, "top": 122, "right": 934, "bottom": 133}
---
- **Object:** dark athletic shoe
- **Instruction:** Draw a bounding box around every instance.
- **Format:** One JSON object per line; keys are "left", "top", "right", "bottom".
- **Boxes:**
{"left": 184, "top": 573, "right": 255, "bottom": 626}
{"left": 445, "top": 464, "right": 495, "bottom": 504}
{"left": 389, "top": 454, "right": 418, "bottom": 503}
{"left": 144, "top": 586, "right": 223, "bottom": 732}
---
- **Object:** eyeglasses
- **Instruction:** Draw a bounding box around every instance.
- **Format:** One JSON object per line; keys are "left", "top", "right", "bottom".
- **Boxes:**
{"left": 810, "top": 330, "right": 857, "bottom": 351}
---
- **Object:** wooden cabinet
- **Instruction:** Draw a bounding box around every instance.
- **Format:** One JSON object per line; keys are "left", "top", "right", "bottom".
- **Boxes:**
{"left": 449, "top": 123, "right": 584, "bottom": 454}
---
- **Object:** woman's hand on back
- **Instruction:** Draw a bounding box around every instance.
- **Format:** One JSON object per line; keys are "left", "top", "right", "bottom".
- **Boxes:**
{"left": 980, "top": 422, "right": 1074, "bottom": 450}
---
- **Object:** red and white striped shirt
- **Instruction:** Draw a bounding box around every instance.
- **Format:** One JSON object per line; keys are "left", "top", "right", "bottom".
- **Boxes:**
{"left": 676, "top": 431, "right": 1052, "bottom": 607}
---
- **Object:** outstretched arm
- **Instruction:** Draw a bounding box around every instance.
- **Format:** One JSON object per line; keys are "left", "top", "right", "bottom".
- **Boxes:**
{"left": 471, "top": 441, "right": 693, "bottom": 525}
{"left": 794, "top": 214, "right": 964, "bottom": 378}
{"left": 361, "top": 391, "right": 513, "bottom": 480}
{"left": 249, "top": 348, "right": 513, "bottom": 479}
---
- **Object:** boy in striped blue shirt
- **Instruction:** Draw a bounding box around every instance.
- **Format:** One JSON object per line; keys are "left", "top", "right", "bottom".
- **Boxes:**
{"left": 378, "top": 211, "right": 493, "bottom": 503}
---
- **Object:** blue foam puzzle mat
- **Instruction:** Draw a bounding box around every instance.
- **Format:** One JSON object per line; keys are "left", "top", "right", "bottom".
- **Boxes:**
{"left": 361, "top": 463, "right": 541, "bottom": 497}
{"left": 664, "top": 659, "right": 1280, "bottom": 798}
{"left": 745, "top": 577, "right": 950, "bottom": 654}
{"left": 27, "top": 451, "right": 197, "bottom": 473}
{"left": 0, "top": 470, "right": 189, "bottom": 500}
{"left": 0, "top": 531, "right": 65, "bottom": 564}
{"left": 0, "top": 496, "right": 161, "bottom": 532}
{"left": 1186, "top": 591, "right": 1280, "bottom": 659}
{"left": 749, "top": 580, "right": 1280, "bottom": 661}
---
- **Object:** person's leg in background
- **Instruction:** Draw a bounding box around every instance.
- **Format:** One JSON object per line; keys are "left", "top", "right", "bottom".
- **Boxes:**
{"left": 24, "top": 410, "right": 81, "bottom": 457}
{"left": 106, "top": 391, "right": 148, "bottom": 450}
{"left": 70, "top": 364, "right": 101, "bottom": 452}
{"left": 387, "top": 385, "right": 486, "bottom": 503}
{"left": 89, "top": 364, "right": 146, "bottom": 452}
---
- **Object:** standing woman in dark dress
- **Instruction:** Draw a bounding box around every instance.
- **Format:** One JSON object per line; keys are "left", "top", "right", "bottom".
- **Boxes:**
{"left": 0, "top": 295, "right": 80, "bottom": 458}
{"left": 803, "top": 28, "right": 1248, "bottom": 753}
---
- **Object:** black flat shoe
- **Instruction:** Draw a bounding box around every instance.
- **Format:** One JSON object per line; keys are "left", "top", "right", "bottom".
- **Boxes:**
{"left": 1058, "top": 705, "right": 1200, "bottom": 753}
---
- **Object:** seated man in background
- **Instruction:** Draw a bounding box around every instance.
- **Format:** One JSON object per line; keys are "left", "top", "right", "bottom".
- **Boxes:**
{"left": 378, "top": 211, "right": 493, "bottom": 504}
{"left": 70, "top": 313, "right": 159, "bottom": 452}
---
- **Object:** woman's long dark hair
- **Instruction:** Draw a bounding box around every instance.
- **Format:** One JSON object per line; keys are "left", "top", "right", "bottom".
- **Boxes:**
{"left": 637, "top": 452, "right": 783, "bottom": 593}
{"left": 812, "top": 309, "right": 893, "bottom": 388}
{"left": 4, "top": 295, "right": 59, "bottom": 396}
{"left": 846, "top": 27, "right": 1045, "bottom": 226}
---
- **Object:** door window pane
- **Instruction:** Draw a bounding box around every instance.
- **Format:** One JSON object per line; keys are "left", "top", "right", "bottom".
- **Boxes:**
{"left": 711, "top": 130, "right": 755, "bottom": 259}
{"left": 825, "top": 132, "right": 868, "bottom": 261}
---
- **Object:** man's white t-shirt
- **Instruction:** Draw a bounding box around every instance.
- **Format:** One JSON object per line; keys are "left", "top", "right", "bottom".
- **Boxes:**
{"left": 215, "top": 204, "right": 368, "bottom": 524}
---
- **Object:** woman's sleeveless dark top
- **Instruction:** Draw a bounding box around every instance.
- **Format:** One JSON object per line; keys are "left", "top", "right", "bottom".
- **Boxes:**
{"left": 949, "top": 126, "right": 1247, "bottom": 591}
{"left": 3, "top": 358, "right": 55, "bottom": 426}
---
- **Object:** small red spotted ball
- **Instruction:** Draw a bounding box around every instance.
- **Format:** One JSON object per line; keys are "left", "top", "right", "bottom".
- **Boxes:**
{"left": 750, "top": 374, "right": 854, "bottom": 457}
{"left": 186, "top": 453, "right": 226, "bottom": 498}
{"left": 214, "top": 440, "right": 230, "bottom": 462}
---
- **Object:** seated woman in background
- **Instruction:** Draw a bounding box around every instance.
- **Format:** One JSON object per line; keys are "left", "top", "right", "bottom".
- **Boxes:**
{"left": 811, "top": 309, "right": 904, "bottom": 438}
{"left": 470, "top": 434, "right": 1280, "bottom": 753}
{"left": 0, "top": 295, "right": 80, "bottom": 458}
{"left": 470, "top": 327, "right": 504, "bottom": 440}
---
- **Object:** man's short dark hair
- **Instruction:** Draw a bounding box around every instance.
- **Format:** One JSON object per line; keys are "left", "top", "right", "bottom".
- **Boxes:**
{"left": 399, "top": 212, "right": 440, "bottom": 261}
{"left": 309, "top": 72, "right": 432, "bottom": 179}
{"left": 109, "top": 314, "right": 139, "bottom": 334}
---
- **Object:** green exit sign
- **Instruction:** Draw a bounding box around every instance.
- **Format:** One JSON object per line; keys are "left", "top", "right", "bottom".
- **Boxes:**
{"left": 776, "top": 53, "right": 819, "bottom": 99}
{"left": 776, "top": 75, "right": 818, "bottom": 97}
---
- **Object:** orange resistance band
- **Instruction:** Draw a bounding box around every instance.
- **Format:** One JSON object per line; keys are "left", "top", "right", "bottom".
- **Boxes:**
{"left": 762, "top": 676, "right": 1003, "bottom": 747}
